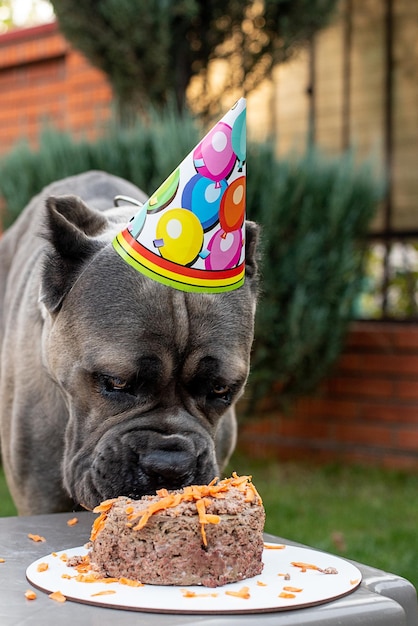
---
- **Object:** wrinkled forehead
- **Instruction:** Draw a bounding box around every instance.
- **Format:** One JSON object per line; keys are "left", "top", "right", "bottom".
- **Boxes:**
{"left": 58, "top": 249, "right": 252, "bottom": 374}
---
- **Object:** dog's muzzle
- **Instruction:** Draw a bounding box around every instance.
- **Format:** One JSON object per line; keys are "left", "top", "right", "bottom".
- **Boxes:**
{"left": 81, "top": 423, "right": 218, "bottom": 507}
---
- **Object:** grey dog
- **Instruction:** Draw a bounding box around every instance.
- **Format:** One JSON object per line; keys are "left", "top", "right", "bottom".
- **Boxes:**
{"left": 0, "top": 171, "right": 259, "bottom": 515}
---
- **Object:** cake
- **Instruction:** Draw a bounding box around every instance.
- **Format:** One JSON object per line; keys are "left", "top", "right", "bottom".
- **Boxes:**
{"left": 88, "top": 473, "right": 265, "bottom": 588}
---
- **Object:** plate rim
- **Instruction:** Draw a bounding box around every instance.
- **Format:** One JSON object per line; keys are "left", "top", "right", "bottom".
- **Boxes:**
{"left": 26, "top": 543, "right": 362, "bottom": 615}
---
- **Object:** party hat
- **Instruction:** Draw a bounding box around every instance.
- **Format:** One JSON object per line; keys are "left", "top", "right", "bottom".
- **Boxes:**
{"left": 113, "top": 98, "right": 247, "bottom": 293}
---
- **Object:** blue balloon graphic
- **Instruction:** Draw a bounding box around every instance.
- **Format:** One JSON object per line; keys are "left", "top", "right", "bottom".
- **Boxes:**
{"left": 182, "top": 174, "right": 227, "bottom": 231}
{"left": 127, "top": 203, "right": 147, "bottom": 239}
{"left": 231, "top": 108, "right": 246, "bottom": 169}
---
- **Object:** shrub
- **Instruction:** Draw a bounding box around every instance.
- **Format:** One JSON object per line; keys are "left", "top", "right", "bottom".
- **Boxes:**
{"left": 0, "top": 112, "right": 381, "bottom": 406}
{"left": 0, "top": 108, "right": 199, "bottom": 228}
{"left": 247, "top": 143, "right": 382, "bottom": 405}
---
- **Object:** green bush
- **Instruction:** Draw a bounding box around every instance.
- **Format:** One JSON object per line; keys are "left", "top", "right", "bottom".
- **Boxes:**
{"left": 248, "top": 143, "right": 382, "bottom": 405}
{"left": 0, "top": 112, "right": 381, "bottom": 405}
{"left": 0, "top": 108, "right": 199, "bottom": 228}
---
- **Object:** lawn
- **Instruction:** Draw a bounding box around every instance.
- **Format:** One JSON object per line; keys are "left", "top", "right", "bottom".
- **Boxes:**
{"left": 228, "top": 455, "right": 418, "bottom": 591}
{"left": 0, "top": 466, "right": 16, "bottom": 516}
{"left": 1, "top": 458, "right": 417, "bottom": 591}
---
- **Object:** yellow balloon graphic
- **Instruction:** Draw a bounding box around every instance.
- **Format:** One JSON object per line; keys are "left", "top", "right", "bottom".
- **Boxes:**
{"left": 156, "top": 209, "right": 203, "bottom": 266}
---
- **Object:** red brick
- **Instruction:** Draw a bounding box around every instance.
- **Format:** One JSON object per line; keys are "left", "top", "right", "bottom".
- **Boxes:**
{"left": 327, "top": 376, "right": 395, "bottom": 398}
{"left": 277, "top": 419, "right": 331, "bottom": 440}
{"left": 330, "top": 423, "right": 395, "bottom": 447}
{"left": 395, "top": 380, "right": 418, "bottom": 400}
{"left": 361, "top": 402, "right": 418, "bottom": 424}
{"left": 345, "top": 323, "right": 418, "bottom": 352}
{"left": 240, "top": 417, "right": 277, "bottom": 437}
{"left": 392, "top": 327, "right": 418, "bottom": 350}
{"left": 345, "top": 324, "right": 395, "bottom": 350}
{"left": 381, "top": 454, "right": 418, "bottom": 471}
{"left": 396, "top": 428, "right": 418, "bottom": 451}
{"left": 0, "top": 21, "right": 113, "bottom": 158}
{"left": 338, "top": 353, "right": 418, "bottom": 375}
{"left": 295, "top": 397, "right": 360, "bottom": 420}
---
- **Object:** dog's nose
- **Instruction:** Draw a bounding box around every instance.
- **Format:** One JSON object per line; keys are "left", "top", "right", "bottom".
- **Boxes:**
{"left": 142, "top": 448, "right": 195, "bottom": 481}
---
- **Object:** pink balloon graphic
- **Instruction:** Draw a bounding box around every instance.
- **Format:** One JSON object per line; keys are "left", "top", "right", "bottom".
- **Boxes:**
{"left": 205, "top": 228, "right": 243, "bottom": 271}
{"left": 193, "top": 122, "right": 236, "bottom": 188}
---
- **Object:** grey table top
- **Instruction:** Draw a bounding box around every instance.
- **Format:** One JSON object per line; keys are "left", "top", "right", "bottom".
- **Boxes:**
{"left": 0, "top": 511, "right": 417, "bottom": 626}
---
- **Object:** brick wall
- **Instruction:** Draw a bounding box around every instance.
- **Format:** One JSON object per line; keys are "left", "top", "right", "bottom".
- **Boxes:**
{"left": 0, "top": 21, "right": 112, "bottom": 156}
{"left": 238, "top": 322, "right": 418, "bottom": 471}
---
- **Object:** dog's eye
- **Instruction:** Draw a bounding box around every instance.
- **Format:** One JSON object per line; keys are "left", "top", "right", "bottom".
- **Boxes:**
{"left": 210, "top": 385, "right": 232, "bottom": 402}
{"left": 101, "top": 375, "right": 130, "bottom": 394}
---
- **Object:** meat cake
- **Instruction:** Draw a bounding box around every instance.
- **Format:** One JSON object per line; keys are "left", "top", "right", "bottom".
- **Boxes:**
{"left": 88, "top": 473, "right": 265, "bottom": 587}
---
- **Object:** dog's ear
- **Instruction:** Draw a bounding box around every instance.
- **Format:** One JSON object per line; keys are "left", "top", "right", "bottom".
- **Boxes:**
{"left": 40, "top": 195, "right": 107, "bottom": 313}
{"left": 245, "top": 220, "right": 260, "bottom": 283}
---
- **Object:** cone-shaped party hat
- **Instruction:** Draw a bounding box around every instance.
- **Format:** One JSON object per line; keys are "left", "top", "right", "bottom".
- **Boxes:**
{"left": 113, "top": 98, "right": 247, "bottom": 293}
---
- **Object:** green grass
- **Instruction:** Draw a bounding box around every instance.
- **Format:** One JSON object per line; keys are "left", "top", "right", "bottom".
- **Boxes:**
{"left": 1, "top": 459, "right": 417, "bottom": 591}
{"left": 227, "top": 455, "right": 418, "bottom": 591}
{"left": 0, "top": 467, "right": 17, "bottom": 516}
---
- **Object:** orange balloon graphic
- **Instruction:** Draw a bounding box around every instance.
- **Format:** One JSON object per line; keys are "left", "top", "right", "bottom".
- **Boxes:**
{"left": 219, "top": 177, "right": 246, "bottom": 233}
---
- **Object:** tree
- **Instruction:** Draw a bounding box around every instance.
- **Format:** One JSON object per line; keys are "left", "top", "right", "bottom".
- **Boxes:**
{"left": 50, "top": 0, "right": 338, "bottom": 122}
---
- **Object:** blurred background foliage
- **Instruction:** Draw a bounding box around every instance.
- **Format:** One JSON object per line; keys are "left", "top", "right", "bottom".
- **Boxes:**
{"left": 0, "top": 109, "right": 382, "bottom": 405}
{"left": 49, "top": 0, "right": 339, "bottom": 121}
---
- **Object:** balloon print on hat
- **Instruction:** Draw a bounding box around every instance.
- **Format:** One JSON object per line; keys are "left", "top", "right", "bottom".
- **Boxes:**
{"left": 205, "top": 228, "right": 243, "bottom": 271}
{"left": 127, "top": 168, "right": 180, "bottom": 238}
{"left": 113, "top": 97, "right": 247, "bottom": 293}
{"left": 127, "top": 203, "right": 148, "bottom": 239}
{"left": 182, "top": 174, "right": 227, "bottom": 231}
{"left": 231, "top": 108, "right": 246, "bottom": 171}
{"left": 154, "top": 208, "right": 203, "bottom": 266}
{"left": 147, "top": 168, "right": 180, "bottom": 213}
{"left": 193, "top": 122, "right": 236, "bottom": 188}
{"left": 219, "top": 176, "right": 246, "bottom": 233}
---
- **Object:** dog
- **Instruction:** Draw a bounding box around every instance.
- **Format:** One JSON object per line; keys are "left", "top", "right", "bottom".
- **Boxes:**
{"left": 0, "top": 171, "right": 259, "bottom": 515}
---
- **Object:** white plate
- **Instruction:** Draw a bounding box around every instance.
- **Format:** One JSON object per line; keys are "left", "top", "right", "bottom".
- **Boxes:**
{"left": 26, "top": 543, "right": 362, "bottom": 614}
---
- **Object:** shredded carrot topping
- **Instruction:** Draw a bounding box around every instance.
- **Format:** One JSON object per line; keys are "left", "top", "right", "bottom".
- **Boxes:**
{"left": 74, "top": 573, "right": 101, "bottom": 583}
{"left": 74, "top": 556, "right": 91, "bottom": 573}
{"left": 264, "top": 543, "right": 286, "bottom": 549}
{"left": 283, "top": 586, "right": 303, "bottom": 593}
{"left": 25, "top": 590, "right": 37, "bottom": 600}
{"left": 28, "top": 534, "right": 46, "bottom": 543}
{"left": 279, "top": 591, "right": 296, "bottom": 599}
{"left": 257, "top": 581, "right": 268, "bottom": 587}
{"left": 90, "top": 513, "right": 108, "bottom": 541}
{"left": 49, "top": 590, "right": 66, "bottom": 603}
{"left": 119, "top": 577, "right": 144, "bottom": 587}
{"left": 75, "top": 573, "right": 119, "bottom": 584}
{"left": 181, "top": 589, "right": 218, "bottom": 598}
{"left": 93, "top": 498, "right": 118, "bottom": 513}
{"left": 291, "top": 561, "right": 320, "bottom": 571}
{"left": 91, "top": 590, "right": 117, "bottom": 597}
{"left": 91, "top": 473, "right": 261, "bottom": 548}
{"left": 101, "top": 577, "right": 121, "bottom": 584}
{"left": 37, "top": 562, "right": 49, "bottom": 572}
{"left": 225, "top": 586, "right": 251, "bottom": 599}
{"left": 67, "top": 517, "right": 78, "bottom": 526}
{"left": 0, "top": 558, "right": 5, "bottom": 563}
